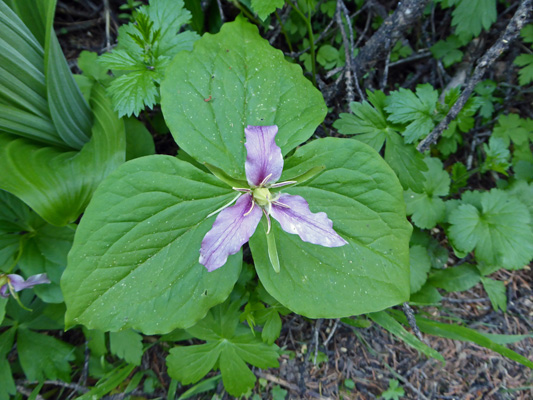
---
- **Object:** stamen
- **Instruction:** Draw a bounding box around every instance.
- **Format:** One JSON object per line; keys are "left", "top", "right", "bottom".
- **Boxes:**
{"left": 263, "top": 209, "right": 272, "bottom": 234}
{"left": 272, "top": 200, "right": 291, "bottom": 209}
{"left": 206, "top": 193, "right": 242, "bottom": 218}
{"left": 243, "top": 200, "right": 255, "bottom": 216}
{"left": 233, "top": 187, "right": 252, "bottom": 193}
{"left": 270, "top": 180, "right": 297, "bottom": 188}
{"left": 260, "top": 173, "right": 273, "bottom": 187}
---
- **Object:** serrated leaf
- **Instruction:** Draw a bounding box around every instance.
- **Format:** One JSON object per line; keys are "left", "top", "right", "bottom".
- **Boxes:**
{"left": 333, "top": 91, "right": 397, "bottom": 152}
{"left": 428, "top": 264, "right": 481, "bottom": 292}
{"left": 62, "top": 156, "right": 241, "bottom": 334}
{"left": 99, "top": 49, "right": 144, "bottom": 71}
{"left": 452, "top": 0, "right": 496, "bottom": 40}
{"left": 250, "top": 138, "right": 412, "bottom": 318}
{"left": 520, "top": 23, "right": 533, "bottom": 43}
{"left": 385, "top": 84, "right": 438, "bottom": 143}
{"left": 107, "top": 70, "right": 159, "bottom": 117}
{"left": 17, "top": 328, "right": 75, "bottom": 382}
{"left": 409, "top": 245, "right": 432, "bottom": 294}
{"left": 506, "top": 180, "right": 533, "bottom": 231}
{"left": 514, "top": 53, "right": 533, "bottom": 85}
{"left": 482, "top": 137, "right": 511, "bottom": 175}
{"left": 431, "top": 35, "right": 463, "bottom": 67}
{"left": 148, "top": 0, "right": 196, "bottom": 56}
{"left": 161, "top": 17, "right": 326, "bottom": 178}
{"left": 109, "top": 330, "right": 143, "bottom": 365}
{"left": 251, "top": 0, "right": 285, "bottom": 20}
{"left": 481, "top": 277, "right": 507, "bottom": 312}
{"left": 493, "top": 114, "right": 530, "bottom": 147}
{"left": 384, "top": 133, "right": 428, "bottom": 192}
{"left": 450, "top": 162, "right": 468, "bottom": 193}
{"left": 78, "top": 51, "right": 111, "bottom": 82}
{"left": 448, "top": 189, "right": 533, "bottom": 269}
{"left": 404, "top": 158, "right": 450, "bottom": 229}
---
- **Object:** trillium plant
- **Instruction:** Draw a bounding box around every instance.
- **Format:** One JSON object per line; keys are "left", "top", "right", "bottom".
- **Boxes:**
{"left": 199, "top": 125, "right": 347, "bottom": 272}
{"left": 62, "top": 18, "right": 411, "bottom": 337}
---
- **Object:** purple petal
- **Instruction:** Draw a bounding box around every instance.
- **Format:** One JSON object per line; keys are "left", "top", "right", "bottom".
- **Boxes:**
{"left": 199, "top": 193, "right": 262, "bottom": 271}
{"left": 270, "top": 194, "right": 347, "bottom": 247}
{"left": 8, "top": 273, "right": 50, "bottom": 292}
{"left": 0, "top": 284, "right": 8, "bottom": 298}
{"left": 244, "top": 125, "right": 283, "bottom": 187}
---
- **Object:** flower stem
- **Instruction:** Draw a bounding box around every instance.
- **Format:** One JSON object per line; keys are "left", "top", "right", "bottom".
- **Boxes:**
{"left": 291, "top": 1, "right": 317, "bottom": 87}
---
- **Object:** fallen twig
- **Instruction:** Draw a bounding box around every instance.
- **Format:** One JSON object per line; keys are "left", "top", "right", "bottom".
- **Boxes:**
{"left": 353, "top": 0, "right": 430, "bottom": 79}
{"left": 417, "top": 0, "right": 533, "bottom": 152}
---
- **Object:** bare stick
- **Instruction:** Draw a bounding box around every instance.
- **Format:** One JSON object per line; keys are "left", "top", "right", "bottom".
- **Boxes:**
{"left": 103, "top": 0, "right": 110, "bottom": 50}
{"left": 417, "top": 0, "right": 533, "bottom": 152}
{"left": 353, "top": 0, "right": 430, "bottom": 78}
{"left": 402, "top": 302, "right": 425, "bottom": 342}
{"left": 336, "top": 0, "right": 356, "bottom": 103}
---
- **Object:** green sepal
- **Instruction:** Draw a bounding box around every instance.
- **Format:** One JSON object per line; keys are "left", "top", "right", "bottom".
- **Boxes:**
{"left": 203, "top": 162, "right": 248, "bottom": 188}
{"left": 263, "top": 219, "right": 280, "bottom": 273}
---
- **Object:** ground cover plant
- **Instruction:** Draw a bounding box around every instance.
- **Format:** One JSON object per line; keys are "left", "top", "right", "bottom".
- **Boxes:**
{"left": 0, "top": 0, "right": 532, "bottom": 398}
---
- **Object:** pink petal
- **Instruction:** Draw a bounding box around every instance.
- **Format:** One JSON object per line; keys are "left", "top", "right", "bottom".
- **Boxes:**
{"left": 8, "top": 273, "right": 50, "bottom": 292}
{"left": 270, "top": 194, "right": 347, "bottom": 247}
{"left": 244, "top": 125, "right": 283, "bottom": 187}
{"left": 199, "top": 194, "right": 262, "bottom": 271}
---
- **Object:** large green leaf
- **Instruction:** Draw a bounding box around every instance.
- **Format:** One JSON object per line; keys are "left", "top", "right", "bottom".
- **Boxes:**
{"left": 0, "top": 84, "right": 125, "bottom": 226}
{"left": 249, "top": 138, "right": 411, "bottom": 318}
{"left": 62, "top": 156, "right": 241, "bottom": 334}
{"left": 448, "top": 189, "right": 533, "bottom": 269}
{"left": 161, "top": 16, "right": 326, "bottom": 178}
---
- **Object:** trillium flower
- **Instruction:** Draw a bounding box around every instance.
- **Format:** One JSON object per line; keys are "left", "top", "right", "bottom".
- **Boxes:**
{"left": 0, "top": 273, "right": 50, "bottom": 298}
{"left": 199, "top": 125, "right": 347, "bottom": 272}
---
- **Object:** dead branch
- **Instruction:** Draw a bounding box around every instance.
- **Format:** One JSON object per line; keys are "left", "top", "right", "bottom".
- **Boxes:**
{"left": 353, "top": 0, "right": 430, "bottom": 79}
{"left": 417, "top": 0, "right": 533, "bottom": 153}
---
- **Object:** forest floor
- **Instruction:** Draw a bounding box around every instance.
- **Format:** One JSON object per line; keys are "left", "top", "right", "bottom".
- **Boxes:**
{"left": 54, "top": 1, "right": 532, "bottom": 399}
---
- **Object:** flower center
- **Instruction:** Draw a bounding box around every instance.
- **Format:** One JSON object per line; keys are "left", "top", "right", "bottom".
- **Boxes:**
{"left": 252, "top": 187, "right": 272, "bottom": 207}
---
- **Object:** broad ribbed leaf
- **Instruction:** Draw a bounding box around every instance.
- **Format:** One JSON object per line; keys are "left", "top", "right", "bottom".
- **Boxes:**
{"left": 161, "top": 17, "right": 326, "bottom": 179}
{"left": 249, "top": 138, "right": 411, "bottom": 318}
{"left": 0, "top": 85, "right": 125, "bottom": 226}
{"left": 62, "top": 156, "right": 241, "bottom": 334}
{"left": 44, "top": 0, "right": 92, "bottom": 148}
{"left": 0, "top": 1, "right": 59, "bottom": 146}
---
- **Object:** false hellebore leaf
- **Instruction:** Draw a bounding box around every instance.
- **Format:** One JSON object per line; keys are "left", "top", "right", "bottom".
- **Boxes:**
{"left": 199, "top": 126, "right": 347, "bottom": 272}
